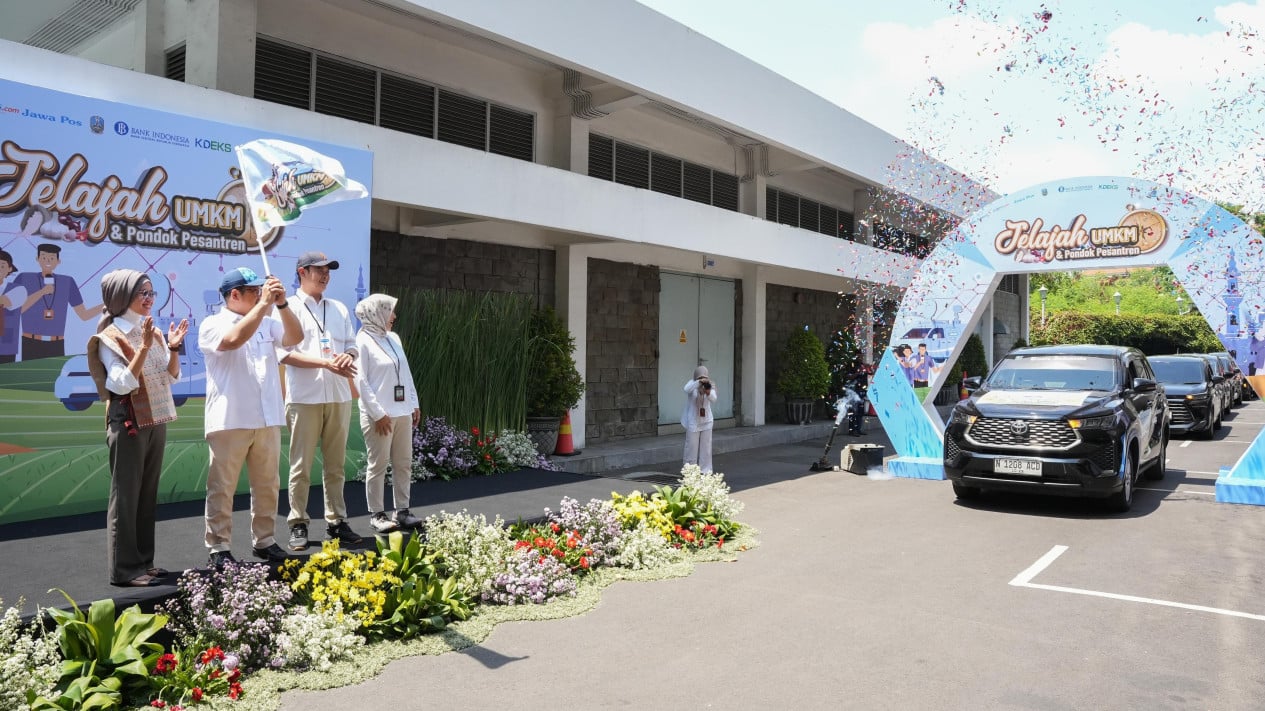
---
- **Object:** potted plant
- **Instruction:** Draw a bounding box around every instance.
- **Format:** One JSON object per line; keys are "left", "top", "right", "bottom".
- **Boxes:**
{"left": 777, "top": 327, "right": 830, "bottom": 424}
{"left": 525, "top": 307, "right": 585, "bottom": 455}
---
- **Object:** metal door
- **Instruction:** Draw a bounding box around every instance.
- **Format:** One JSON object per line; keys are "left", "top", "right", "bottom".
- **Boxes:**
{"left": 658, "top": 273, "right": 735, "bottom": 424}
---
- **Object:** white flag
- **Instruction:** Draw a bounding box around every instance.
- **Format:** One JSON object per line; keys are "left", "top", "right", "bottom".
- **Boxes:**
{"left": 234, "top": 139, "right": 368, "bottom": 235}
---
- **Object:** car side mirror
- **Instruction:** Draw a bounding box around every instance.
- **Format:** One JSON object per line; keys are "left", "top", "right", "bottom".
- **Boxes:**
{"left": 963, "top": 376, "right": 982, "bottom": 390}
{"left": 1131, "top": 377, "right": 1158, "bottom": 393}
{"left": 1212, "top": 375, "right": 1225, "bottom": 384}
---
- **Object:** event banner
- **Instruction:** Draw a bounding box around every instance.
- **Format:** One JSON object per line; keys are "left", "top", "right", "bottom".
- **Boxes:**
{"left": 0, "top": 78, "right": 373, "bottom": 524}
{"left": 871, "top": 176, "right": 1260, "bottom": 460}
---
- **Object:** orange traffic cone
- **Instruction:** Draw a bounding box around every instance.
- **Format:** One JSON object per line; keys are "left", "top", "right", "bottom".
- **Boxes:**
{"left": 554, "top": 411, "right": 580, "bottom": 456}
{"left": 959, "top": 370, "right": 970, "bottom": 400}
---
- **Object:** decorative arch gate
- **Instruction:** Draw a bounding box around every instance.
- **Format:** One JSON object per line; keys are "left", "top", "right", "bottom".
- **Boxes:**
{"left": 868, "top": 176, "right": 1265, "bottom": 505}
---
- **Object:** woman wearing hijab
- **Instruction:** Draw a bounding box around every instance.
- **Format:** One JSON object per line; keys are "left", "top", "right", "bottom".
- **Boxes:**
{"left": 681, "top": 365, "right": 718, "bottom": 473}
{"left": 86, "top": 270, "right": 188, "bottom": 587}
{"left": 353, "top": 294, "right": 421, "bottom": 534}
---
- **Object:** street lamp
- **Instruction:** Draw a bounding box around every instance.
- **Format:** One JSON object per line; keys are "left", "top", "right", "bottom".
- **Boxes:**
{"left": 1113, "top": 291, "right": 1122, "bottom": 315}
{"left": 1176, "top": 295, "right": 1190, "bottom": 315}
{"left": 1038, "top": 285, "right": 1049, "bottom": 327}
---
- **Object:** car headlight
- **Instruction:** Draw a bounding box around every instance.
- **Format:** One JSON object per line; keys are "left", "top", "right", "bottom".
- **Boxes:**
{"left": 1185, "top": 393, "right": 1209, "bottom": 402}
{"left": 947, "top": 409, "right": 978, "bottom": 426}
{"left": 1068, "top": 415, "right": 1114, "bottom": 430}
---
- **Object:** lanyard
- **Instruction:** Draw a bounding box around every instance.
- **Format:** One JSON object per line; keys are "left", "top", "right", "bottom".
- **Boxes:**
{"left": 372, "top": 333, "right": 402, "bottom": 387}
{"left": 302, "top": 299, "right": 327, "bottom": 334}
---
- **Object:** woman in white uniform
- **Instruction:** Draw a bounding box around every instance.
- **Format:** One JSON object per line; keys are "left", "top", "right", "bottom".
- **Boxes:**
{"left": 681, "top": 365, "right": 718, "bottom": 473}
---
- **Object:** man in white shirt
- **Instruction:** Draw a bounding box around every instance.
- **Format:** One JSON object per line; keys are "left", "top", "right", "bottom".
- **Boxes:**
{"left": 201, "top": 266, "right": 303, "bottom": 568}
{"left": 280, "top": 251, "right": 361, "bottom": 551}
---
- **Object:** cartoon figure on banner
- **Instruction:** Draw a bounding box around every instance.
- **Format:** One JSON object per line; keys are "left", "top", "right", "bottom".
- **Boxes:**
{"left": 0, "top": 249, "right": 19, "bottom": 363}
{"left": 18, "top": 205, "right": 88, "bottom": 243}
{"left": 3, "top": 244, "right": 103, "bottom": 361}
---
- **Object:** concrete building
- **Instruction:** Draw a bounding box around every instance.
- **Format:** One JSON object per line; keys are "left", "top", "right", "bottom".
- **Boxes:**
{"left": 0, "top": 0, "right": 1022, "bottom": 449}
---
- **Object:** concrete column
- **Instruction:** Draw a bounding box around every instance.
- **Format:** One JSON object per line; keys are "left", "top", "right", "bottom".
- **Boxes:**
{"left": 740, "top": 173, "right": 767, "bottom": 219}
{"left": 555, "top": 245, "right": 590, "bottom": 448}
{"left": 132, "top": 0, "right": 165, "bottom": 76}
{"left": 552, "top": 114, "right": 590, "bottom": 174}
{"left": 982, "top": 298, "right": 996, "bottom": 367}
{"left": 185, "top": 0, "right": 257, "bottom": 96}
{"left": 740, "top": 263, "right": 766, "bottom": 426}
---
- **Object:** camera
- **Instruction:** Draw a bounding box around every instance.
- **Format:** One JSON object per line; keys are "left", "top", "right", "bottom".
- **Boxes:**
{"left": 700, "top": 379, "right": 712, "bottom": 392}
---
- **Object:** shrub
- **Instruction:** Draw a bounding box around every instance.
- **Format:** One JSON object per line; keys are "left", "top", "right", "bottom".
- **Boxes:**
{"left": 482, "top": 548, "right": 578, "bottom": 605}
{"left": 611, "top": 520, "right": 683, "bottom": 570}
{"left": 158, "top": 563, "right": 292, "bottom": 672}
{"left": 495, "top": 429, "right": 557, "bottom": 470}
{"left": 679, "top": 465, "right": 744, "bottom": 525}
{"left": 276, "top": 608, "right": 362, "bottom": 672}
{"left": 777, "top": 327, "right": 831, "bottom": 399}
{"left": 526, "top": 307, "right": 585, "bottom": 418}
{"left": 0, "top": 598, "right": 60, "bottom": 710}
{"left": 422, "top": 510, "right": 515, "bottom": 598}
{"left": 948, "top": 333, "right": 989, "bottom": 381}
{"left": 543, "top": 497, "right": 625, "bottom": 568}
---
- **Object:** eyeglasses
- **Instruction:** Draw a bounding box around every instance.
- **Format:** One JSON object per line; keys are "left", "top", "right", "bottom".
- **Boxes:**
{"left": 239, "top": 286, "right": 262, "bottom": 296}
{"left": 137, "top": 290, "right": 156, "bottom": 299}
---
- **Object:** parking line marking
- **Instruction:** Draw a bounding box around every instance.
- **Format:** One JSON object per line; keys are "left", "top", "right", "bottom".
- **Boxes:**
{"left": 1010, "top": 546, "right": 1265, "bottom": 622}
{"left": 1136, "top": 487, "right": 1214, "bottom": 495}
{"left": 1180, "top": 440, "right": 1192, "bottom": 448}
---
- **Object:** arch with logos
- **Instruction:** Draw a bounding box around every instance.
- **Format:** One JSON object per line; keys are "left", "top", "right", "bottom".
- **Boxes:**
{"left": 868, "top": 176, "right": 1265, "bottom": 505}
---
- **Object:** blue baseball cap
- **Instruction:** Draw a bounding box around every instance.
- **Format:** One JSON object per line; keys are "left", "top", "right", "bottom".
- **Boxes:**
{"left": 220, "top": 266, "right": 266, "bottom": 295}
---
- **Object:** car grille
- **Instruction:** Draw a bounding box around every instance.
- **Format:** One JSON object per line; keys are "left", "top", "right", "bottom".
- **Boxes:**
{"left": 966, "top": 417, "right": 1077, "bottom": 449}
{"left": 1089, "top": 439, "right": 1118, "bottom": 473}
{"left": 944, "top": 433, "right": 961, "bottom": 461}
{"left": 1167, "top": 399, "right": 1193, "bottom": 425}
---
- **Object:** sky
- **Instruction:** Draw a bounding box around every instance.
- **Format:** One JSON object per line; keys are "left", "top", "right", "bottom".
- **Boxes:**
{"left": 635, "top": 0, "right": 1265, "bottom": 212}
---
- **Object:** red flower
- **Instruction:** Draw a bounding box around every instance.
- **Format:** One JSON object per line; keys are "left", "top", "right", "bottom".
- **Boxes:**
{"left": 155, "top": 653, "right": 177, "bottom": 674}
{"left": 191, "top": 688, "right": 203, "bottom": 702}
{"left": 514, "top": 540, "right": 531, "bottom": 550}
{"left": 229, "top": 681, "right": 244, "bottom": 700}
{"left": 579, "top": 556, "right": 590, "bottom": 569}
{"left": 484, "top": 453, "right": 492, "bottom": 461}
{"left": 471, "top": 427, "right": 480, "bottom": 435}
{"left": 228, "top": 668, "right": 241, "bottom": 683}
{"left": 538, "top": 555, "right": 547, "bottom": 564}
{"left": 150, "top": 701, "right": 166, "bottom": 709}
{"left": 550, "top": 522, "right": 561, "bottom": 533}
{"left": 552, "top": 549, "right": 564, "bottom": 558}
{"left": 210, "top": 669, "right": 222, "bottom": 680}
{"left": 199, "top": 646, "right": 224, "bottom": 665}
{"left": 533, "top": 536, "right": 547, "bottom": 548}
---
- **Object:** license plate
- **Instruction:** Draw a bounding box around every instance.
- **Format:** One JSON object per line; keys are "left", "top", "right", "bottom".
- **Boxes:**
{"left": 994, "top": 458, "right": 1043, "bottom": 476}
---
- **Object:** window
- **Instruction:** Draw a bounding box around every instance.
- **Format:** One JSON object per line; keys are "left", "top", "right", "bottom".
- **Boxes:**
{"left": 873, "top": 221, "right": 933, "bottom": 258}
{"left": 164, "top": 44, "right": 185, "bottom": 82}
{"left": 588, "top": 133, "right": 739, "bottom": 212}
{"left": 253, "top": 37, "right": 535, "bottom": 163}
{"left": 766, "top": 187, "right": 853, "bottom": 239}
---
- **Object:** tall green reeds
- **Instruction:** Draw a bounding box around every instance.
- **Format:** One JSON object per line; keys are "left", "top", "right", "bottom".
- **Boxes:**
{"left": 394, "top": 289, "right": 533, "bottom": 433}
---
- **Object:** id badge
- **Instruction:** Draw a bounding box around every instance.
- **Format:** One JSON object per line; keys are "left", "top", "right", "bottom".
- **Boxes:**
{"left": 319, "top": 336, "right": 333, "bottom": 359}
{"left": 394, "top": 385, "right": 406, "bottom": 402}
{"left": 44, "top": 308, "right": 55, "bottom": 320}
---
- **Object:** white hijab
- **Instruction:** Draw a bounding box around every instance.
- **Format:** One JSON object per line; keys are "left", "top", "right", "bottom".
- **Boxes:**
{"left": 355, "top": 293, "right": 397, "bottom": 336}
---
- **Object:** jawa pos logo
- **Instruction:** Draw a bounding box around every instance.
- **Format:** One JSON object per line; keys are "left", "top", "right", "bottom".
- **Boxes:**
{"left": 995, "top": 209, "right": 1168, "bottom": 263}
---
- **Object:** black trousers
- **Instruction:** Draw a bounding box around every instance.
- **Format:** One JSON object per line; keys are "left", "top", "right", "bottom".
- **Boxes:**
{"left": 105, "top": 397, "right": 167, "bottom": 584}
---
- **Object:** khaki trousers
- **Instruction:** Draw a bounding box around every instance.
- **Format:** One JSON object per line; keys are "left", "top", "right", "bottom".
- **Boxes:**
{"left": 286, "top": 401, "right": 351, "bottom": 526}
{"left": 683, "top": 427, "right": 713, "bottom": 473}
{"left": 205, "top": 427, "right": 281, "bottom": 552}
{"left": 360, "top": 411, "right": 413, "bottom": 513}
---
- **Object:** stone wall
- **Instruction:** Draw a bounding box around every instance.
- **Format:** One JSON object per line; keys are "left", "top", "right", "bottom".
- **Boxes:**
{"left": 586, "top": 258, "right": 659, "bottom": 442}
{"left": 765, "top": 285, "right": 855, "bottom": 423}
{"left": 370, "top": 230, "right": 555, "bottom": 308}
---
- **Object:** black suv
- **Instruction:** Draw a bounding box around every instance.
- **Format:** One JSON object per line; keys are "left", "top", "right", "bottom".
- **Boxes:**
{"left": 1150, "top": 355, "right": 1222, "bottom": 438}
{"left": 943, "top": 345, "right": 1169, "bottom": 512}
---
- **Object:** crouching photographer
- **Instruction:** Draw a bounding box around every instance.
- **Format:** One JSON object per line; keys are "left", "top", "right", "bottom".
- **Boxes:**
{"left": 682, "top": 365, "right": 718, "bottom": 472}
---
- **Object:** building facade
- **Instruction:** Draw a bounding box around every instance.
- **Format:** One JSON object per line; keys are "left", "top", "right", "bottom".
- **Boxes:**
{"left": 0, "top": 0, "right": 1021, "bottom": 448}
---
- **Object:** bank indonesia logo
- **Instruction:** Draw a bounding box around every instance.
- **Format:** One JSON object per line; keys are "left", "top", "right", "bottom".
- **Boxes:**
{"left": 114, "top": 120, "right": 129, "bottom": 136}
{"left": 89, "top": 115, "right": 104, "bottom": 134}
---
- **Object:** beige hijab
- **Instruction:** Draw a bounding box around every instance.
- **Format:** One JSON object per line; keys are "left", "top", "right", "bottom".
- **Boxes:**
{"left": 86, "top": 270, "right": 148, "bottom": 400}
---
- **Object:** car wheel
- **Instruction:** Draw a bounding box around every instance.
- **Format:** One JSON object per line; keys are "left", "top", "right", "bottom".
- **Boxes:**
{"left": 952, "top": 482, "right": 981, "bottom": 500}
{"left": 1107, "top": 446, "right": 1135, "bottom": 513}
{"left": 1214, "top": 412, "right": 1223, "bottom": 431}
{"left": 1144, "top": 432, "right": 1166, "bottom": 481}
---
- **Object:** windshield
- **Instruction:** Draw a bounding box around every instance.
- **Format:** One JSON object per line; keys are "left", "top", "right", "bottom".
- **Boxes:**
{"left": 1151, "top": 359, "right": 1206, "bottom": 384}
{"left": 985, "top": 355, "right": 1119, "bottom": 391}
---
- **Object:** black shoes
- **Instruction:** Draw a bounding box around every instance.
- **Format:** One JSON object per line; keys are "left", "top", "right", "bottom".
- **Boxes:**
{"left": 288, "top": 523, "right": 309, "bottom": 551}
{"left": 252, "top": 543, "right": 289, "bottom": 563}
{"left": 208, "top": 551, "right": 237, "bottom": 570}
{"left": 327, "top": 520, "right": 363, "bottom": 545}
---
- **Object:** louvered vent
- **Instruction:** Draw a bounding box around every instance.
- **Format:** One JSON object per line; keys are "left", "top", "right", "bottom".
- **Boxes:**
{"left": 712, "top": 172, "right": 738, "bottom": 212}
{"left": 614, "top": 143, "right": 650, "bottom": 189}
{"left": 799, "top": 198, "right": 821, "bottom": 233}
{"left": 489, "top": 105, "right": 534, "bottom": 161}
{"left": 379, "top": 74, "right": 434, "bottom": 138}
{"left": 164, "top": 44, "right": 185, "bottom": 82}
{"left": 819, "top": 205, "right": 839, "bottom": 237}
{"left": 776, "top": 191, "right": 798, "bottom": 226}
{"left": 682, "top": 162, "right": 711, "bottom": 204}
{"left": 22, "top": 0, "right": 141, "bottom": 53}
{"left": 765, "top": 187, "right": 778, "bottom": 221}
{"left": 314, "top": 55, "right": 376, "bottom": 124}
{"left": 650, "top": 154, "right": 682, "bottom": 196}
{"left": 589, "top": 134, "right": 614, "bottom": 180}
{"left": 437, "top": 89, "right": 487, "bottom": 151}
{"left": 255, "top": 37, "right": 311, "bottom": 110}
{"left": 839, "top": 210, "right": 855, "bottom": 239}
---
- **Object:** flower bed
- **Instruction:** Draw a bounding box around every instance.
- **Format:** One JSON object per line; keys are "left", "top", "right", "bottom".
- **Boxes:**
{"left": 409, "top": 417, "right": 557, "bottom": 481}
{"left": 4, "top": 466, "right": 753, "bottom": 711}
